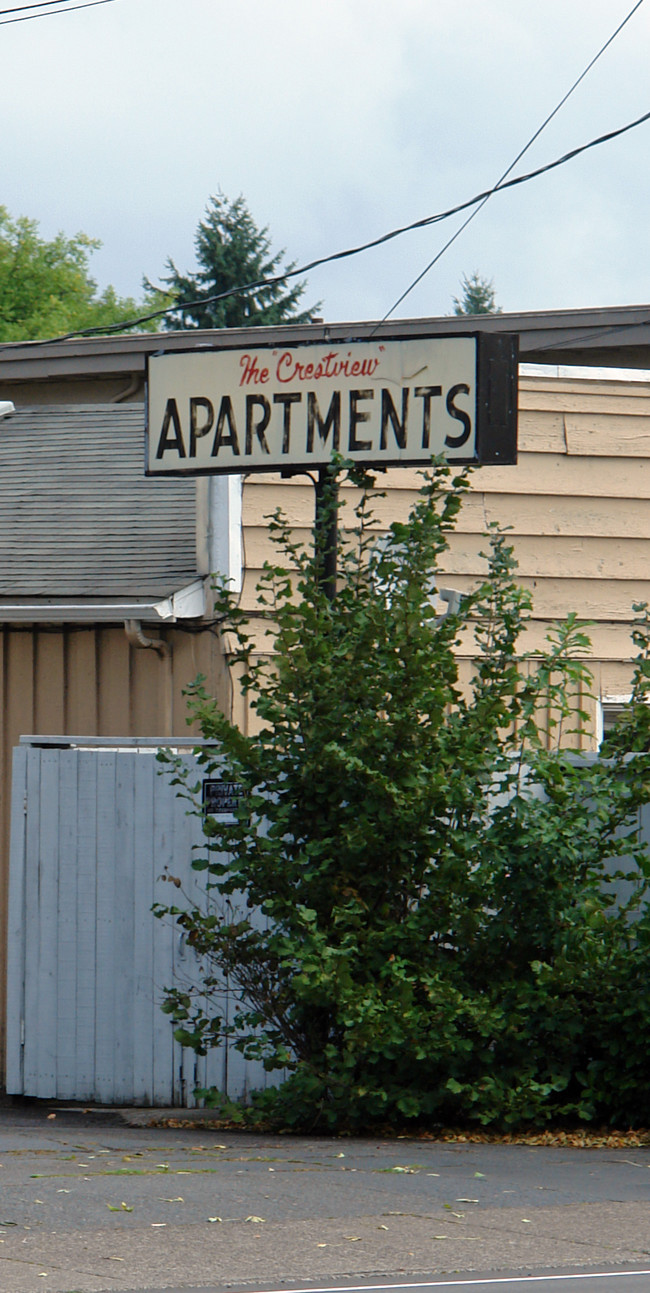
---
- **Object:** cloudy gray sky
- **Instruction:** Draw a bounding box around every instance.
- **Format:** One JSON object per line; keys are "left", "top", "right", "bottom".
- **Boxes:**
{"left": 2, "top": 0, "right": 650, "bottom": 326}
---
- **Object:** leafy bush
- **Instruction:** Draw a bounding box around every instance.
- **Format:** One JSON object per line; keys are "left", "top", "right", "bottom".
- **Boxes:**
{"left": 155, "top": 462, "right": 650, "bottom": 1130}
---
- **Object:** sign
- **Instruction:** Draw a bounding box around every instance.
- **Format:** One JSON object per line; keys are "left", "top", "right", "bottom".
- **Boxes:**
{"left": 146, "top": 332, "right": 517, "bottom": 476}
{"left": 202, "top": 779, "right": 243, "bottom": 815}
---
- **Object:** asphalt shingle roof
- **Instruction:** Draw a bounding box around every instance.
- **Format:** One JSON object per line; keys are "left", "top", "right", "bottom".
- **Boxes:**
{"left": 0, "top": 405, "right": 197, "bottom": 597}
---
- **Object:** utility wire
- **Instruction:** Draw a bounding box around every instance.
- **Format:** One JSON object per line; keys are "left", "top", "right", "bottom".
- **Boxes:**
{"left": 0, "top": 0, "right": 117, "bottom": 23}
{"left": 0, "top": 1, "right": 86, "bottom": 14}
{"left": 379, "top": 0, "right": 647, "bottom": 323}
{"left": 4, "top": 106, "right": 647, "bottom": 353}
{"left": 1, "top": 0, "right": 645, "bottom": 340}
{"left": 534, "top": 313, "right": 650, "bottom": 354}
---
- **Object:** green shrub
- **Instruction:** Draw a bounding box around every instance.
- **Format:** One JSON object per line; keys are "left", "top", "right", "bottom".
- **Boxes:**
{"left": 155, "top": 461, "right": 650, "bottom": 1130}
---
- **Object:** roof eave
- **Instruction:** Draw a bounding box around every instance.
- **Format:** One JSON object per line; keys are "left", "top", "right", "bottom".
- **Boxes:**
{"left": 3, "top": 306, "right": 650, "bottom": 381}
{"left": 0, "top": 578, "right": 206, "bottom": 624}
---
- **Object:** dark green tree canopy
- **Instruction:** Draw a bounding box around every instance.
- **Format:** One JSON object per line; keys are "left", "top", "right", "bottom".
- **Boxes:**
{"left": 0, "top": 206, "right": 162, "bottom": 342}
{"left": 453, "top": 270, "right": 502, "bottom": 316}
{"left": 149, "top": 190, "right": 319, "bottom": 330}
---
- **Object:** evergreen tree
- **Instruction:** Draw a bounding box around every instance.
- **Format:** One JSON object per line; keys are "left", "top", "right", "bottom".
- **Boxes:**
{"left": 453, "top": 270, "right": 502, "bottom": 316}
{"left": 150, "top": 191, "right": 318, "bottom": 330}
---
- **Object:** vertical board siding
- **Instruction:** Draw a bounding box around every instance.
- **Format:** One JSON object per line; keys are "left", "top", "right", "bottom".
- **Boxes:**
{"left": 6, "top": 746, "right": 275, "bottom": 1106}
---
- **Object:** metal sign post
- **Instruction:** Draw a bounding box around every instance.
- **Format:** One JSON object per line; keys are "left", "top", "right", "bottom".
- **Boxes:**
{"left": 314, "top": 465, "right": 339, "bottom": 601}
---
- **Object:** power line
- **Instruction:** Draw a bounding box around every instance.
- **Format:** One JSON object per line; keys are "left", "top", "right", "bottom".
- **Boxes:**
{"left": 534, "top": 313, "right": 650, "bottom": 354}
{"left": 379, "top": 0, "right": 647, "bottom": 323}
{"left": 0, "top": 1, "right": 86, "bottom": 15}
{"left": 1, "top": 105, "right": 649, "bottom": 354}
{"left": 0, "top": 0, "right": 118, "bottom": 23}
{"left": 1, "top": 2, "right": 645, "bottom": 347}
{"left": 9, "top": 106, "right": 647, "bottom": 349}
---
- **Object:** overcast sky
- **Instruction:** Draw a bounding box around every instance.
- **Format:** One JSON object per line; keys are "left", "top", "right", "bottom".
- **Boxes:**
{"left": 2, "top": 0, "right": 650, "bottom": 326}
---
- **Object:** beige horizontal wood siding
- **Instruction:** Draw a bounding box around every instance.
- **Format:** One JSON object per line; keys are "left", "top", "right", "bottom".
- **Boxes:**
{"left": 242, "top": 530, "right": 648, "bottom": 583}
{"left": 238, "top": 373, "right": 650, "bottom": 741}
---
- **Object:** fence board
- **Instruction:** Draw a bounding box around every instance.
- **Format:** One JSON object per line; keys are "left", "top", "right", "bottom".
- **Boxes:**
{"left": 151, "top": 754, "right": 177, "bottom": 1105}
{"left": 56, "top": 752, "right": 79, "bottom": 1099}
{"left": 133, "top": 755, "right": 156, "bottom": 1104}
{"left": 170, "top": 762, "right": 196, "bottom": 1106}
{"left": 5, "top": 747, "right": 27, "bottom": 1094}
{"left": 75, "top": 753, "right": 98, "bottom": 1098}
{"left": 95, "top": 753, "right": 117, "bottom": 1103}
{"left": 35, "top": 749, "right": 61, "bottom": 1097}
{"left": 22, "top": 750, "right": 43, "bottom": 1094}
{"left": 113, "top": 756, "right": 136, "bottom": 1103}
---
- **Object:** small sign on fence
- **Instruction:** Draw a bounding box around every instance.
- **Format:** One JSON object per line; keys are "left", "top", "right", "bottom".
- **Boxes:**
{"left": 202, "top": 779, "right": 243, "bottom": 815}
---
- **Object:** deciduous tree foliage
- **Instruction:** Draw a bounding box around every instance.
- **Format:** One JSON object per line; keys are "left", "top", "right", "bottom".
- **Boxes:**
{"left": 149, "top": 190, "right": 318, "bottom": 330}
{"left": 156, "top": 463, "right": 650, "bottom": 1131}
{"left": 0, "top": 207, "right": 163, "bottom": 341}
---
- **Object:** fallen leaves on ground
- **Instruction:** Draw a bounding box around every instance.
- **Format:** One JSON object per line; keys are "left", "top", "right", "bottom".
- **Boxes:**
{"left": 435, "top": 1128, "right": 650, "bottom": 1148}
{"left": 143, "top": 1116, "right": 650, "bottom": 1148}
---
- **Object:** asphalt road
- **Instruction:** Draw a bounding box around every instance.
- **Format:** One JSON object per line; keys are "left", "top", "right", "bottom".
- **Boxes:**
{"left": 78, "top": 1274, "right": 650, "bottom": 1292}
{"left": 0, "top": 1104, "right": 649, "bottom": 1293}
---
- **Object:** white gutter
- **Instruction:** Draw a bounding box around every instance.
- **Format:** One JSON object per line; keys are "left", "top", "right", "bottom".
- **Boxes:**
{"left": 0, "top": 578, "right": 206, "bottom": 624}
{"left": 153, "top": 578, "right": 206, "bottom": 620}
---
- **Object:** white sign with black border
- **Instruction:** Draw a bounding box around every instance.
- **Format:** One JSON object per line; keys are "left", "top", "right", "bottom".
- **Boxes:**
{"left": 146, "top": 332, "right": 517, "bottom": 476}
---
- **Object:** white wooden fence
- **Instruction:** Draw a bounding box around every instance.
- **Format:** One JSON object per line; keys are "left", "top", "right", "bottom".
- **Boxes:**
{"left": 6, "top": 739, "right": 274, "bottom": 1106}
{"left": 7, "top": 741, "right": 650, "bottom": 1106}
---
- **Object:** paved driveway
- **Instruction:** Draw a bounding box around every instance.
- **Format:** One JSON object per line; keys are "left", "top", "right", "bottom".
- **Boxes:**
{"left": 0, "top": 1105, "right": 648, "bottom": 1293}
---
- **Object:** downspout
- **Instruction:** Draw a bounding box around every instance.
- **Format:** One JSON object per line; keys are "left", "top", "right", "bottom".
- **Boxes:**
{"left": 207, "top": 475, "right": 243, "bottom": 591}
{"left": 124, "top": 619, "right": 173, "bottom": 736}
{"left": 124, "top": 619, "right": 170, "bottom": 657}
{"left": 112, "top": 375, "right": 143, "bottom": 403}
